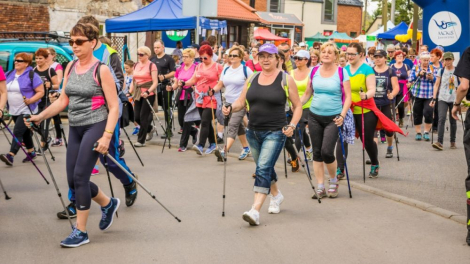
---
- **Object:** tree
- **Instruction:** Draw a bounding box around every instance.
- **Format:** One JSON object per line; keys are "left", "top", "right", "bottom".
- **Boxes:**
{"left": 370, "top": 0, "right": 422, "bottom": 25}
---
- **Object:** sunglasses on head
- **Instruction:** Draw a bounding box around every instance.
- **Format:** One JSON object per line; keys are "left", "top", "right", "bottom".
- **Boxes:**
{"left": 68, "top": 39, "right": 91, "bottom": 46}
{"left": 14, "top": 59, "right": 25, "bottom": 63}
{"left": 137, "top": 53, "right": 145, "bottom": 57}
{"left": 201, "top": 56, "right": 209, "bottom": 61}
{"left": 293, "top": 56, "right": 307, "bottom": 61}
{"left": 387, "top": 51, "right": 395, "bottom": 53}
{"left": 228, "top": 54, "right": 239, "bottom": 58}
{"left": 281, "top": 49, "right": 290, "bottom": 53}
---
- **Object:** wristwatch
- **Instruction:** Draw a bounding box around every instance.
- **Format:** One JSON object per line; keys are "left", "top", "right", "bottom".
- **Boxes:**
{"left": 454, "top": 102, "right": 461, "bottom": 106}
{"left": 287, "top": 123, "right": 296, "bottom": 130}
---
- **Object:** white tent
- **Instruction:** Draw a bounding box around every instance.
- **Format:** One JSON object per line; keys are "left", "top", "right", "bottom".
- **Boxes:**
{"left": 355, "top": 35, "right": 367, "bottom": 43}
{"left": 368, "top": 21, "right": 396, "bottom": 36}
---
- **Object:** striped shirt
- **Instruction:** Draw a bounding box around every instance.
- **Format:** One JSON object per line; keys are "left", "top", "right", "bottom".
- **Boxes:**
{"left": 408, "top": 64, "right": 439, "bottom": 99}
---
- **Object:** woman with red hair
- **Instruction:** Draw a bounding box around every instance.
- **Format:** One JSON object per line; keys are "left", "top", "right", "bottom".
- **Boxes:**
{"left": 391, "top": 50, "right": 411, "bottom": 127}
{"left": 182, "top": 44, "right": 223, "bottom": 155}
{"left": 430, "top": 48, "right": 443, "bottom": 132}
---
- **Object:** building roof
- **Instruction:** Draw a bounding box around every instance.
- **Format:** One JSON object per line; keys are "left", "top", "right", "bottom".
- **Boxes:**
{"left": 217, "top": 0, "right": 260, "bottom": 22}
{"left": 338, "top": 0, "right": 364, "bottom": 7}
{"left": 257, "top": 12, "right": 303, "bottom": 26}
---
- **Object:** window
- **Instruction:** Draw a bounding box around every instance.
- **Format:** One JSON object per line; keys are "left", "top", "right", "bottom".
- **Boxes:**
{"left": 324, "top": 0, "right": 334, "bottom": 21}
{"left": 270, "top": 0, "right": 280, "bottom": 13}
{"left": 350, "top": 32, "right": 357, "bottom": 38}
{"left": 249, "top": 0, "right": 255, "bottom": 8}
{"left": 229, "top": 26, "right": 236, "bottom": 42}
{"left": 0, "top": 51, "right": 10, "bottom": 71}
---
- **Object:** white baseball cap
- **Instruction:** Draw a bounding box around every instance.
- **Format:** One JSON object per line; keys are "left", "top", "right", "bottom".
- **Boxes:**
{"left": 299, "top": 42, "right": 306, "bottom": 47}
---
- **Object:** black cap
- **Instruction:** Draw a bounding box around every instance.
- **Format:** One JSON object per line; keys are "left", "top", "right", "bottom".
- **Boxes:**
{"left": 188, "top": 44, "right": 200, "bottom": 50}
{"left": 374, "top": 50, "right": 387, "bottom": 57}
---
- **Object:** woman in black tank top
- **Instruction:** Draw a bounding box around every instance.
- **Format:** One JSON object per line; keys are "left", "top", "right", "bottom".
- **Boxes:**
{"left": 222, "top": 43, "right": 302, "bottom": 226}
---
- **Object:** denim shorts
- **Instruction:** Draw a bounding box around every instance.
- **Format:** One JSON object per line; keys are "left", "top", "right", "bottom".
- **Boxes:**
{"left": 246, "top": 128, "right": 286, "bottom": 194}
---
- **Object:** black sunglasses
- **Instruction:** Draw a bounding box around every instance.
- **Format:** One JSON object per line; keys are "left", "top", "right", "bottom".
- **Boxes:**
{"left": 201, "top": 56, "right": 209, "bottom": 61}
{"left": 281, "top": 49, "right": 290, "bottom": 53}
{"left": 137, "top": 53, "right": 145, "bottom": 57}
{"left": 68, "top": 39, "right": 91, "bottom": 46}
{"left": 228, "top": 54, "right": 239, "bottom": 58}
{"left": 14, "top": 59, "right": 25, "bottom": 63}
{"left": 293, "top": 56, "right": 307, "bottom": 61}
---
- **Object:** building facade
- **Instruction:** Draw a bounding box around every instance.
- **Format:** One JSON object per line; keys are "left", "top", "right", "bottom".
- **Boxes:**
{"left": 337, "top": 0, "right": 363, "bottom": 38}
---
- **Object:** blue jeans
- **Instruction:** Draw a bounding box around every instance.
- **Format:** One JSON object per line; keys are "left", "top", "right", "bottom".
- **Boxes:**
{"left": 246, "top": 129, "right": 286, "bottom": 194}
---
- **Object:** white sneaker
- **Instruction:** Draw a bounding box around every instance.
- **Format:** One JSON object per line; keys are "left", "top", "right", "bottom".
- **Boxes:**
{"left": 242, "top": 207, "right": 260, "bottom": 226}
{"left": 268, "top": 192, "right": 284, "bottom": 214}
{"left": 146, "top": 126, "right": 156, "bottom": 141}
{"left": 134, "top": 142, "right": 145, "bottom": 147}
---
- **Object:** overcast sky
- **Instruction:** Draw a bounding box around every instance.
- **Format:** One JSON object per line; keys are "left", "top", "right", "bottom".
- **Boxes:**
{"left": 366, "top": 1, "right": 379, "bottom": 15}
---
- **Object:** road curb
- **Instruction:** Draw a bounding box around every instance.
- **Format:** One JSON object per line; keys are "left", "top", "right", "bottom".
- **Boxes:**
{"left": 148, "top": 139, "right": 466, "bottom": 226}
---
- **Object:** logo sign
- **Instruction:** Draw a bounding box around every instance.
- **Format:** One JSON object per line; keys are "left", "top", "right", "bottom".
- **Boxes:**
{"left": 428, "top": 11, "right": 462, "bottom": 46}
{"left": 165, "top": 30, "right": 189, "bottom": 42}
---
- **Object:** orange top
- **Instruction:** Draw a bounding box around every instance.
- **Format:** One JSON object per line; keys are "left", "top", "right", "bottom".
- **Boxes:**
{"left": 133, "top": 61, "right": 157, "bottom": 96}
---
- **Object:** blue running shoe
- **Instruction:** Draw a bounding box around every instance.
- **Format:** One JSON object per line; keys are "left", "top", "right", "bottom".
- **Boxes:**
{"left": 60, "top": 227, "right": 90, "bottom": 248}
{"left": 192, "top": 145, "right": 204, "bottom": 155}
{"left": 415, "top": 133, "right": 422, "bottom": 141}
{"left": 132, "top": 127, "right": 140, "bottom": 135}
{"left": 238, "top": 147, "right": 251, "bottom": 160}
{"left": 22, "top": 151, "right": 37, "bottom": 163}
{"left": 0, "top": 153, "right": 13, "bottom": 166}
{"left": 205, "top": 143, "right": 217, "bottom": 154}
{"left": 99, "top": 197, "right": 120, "bottom": 231}
{"left": 423, "top": 132, "right": 430, "bottom": 141}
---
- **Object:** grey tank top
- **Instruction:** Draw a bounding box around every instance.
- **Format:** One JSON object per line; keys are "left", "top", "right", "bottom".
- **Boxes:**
{"left": 65, "top": 62, "right": 108, "bottom": 126}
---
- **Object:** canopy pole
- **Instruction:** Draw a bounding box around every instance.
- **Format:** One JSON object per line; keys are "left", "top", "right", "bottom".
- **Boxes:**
{"left": 195, "top": 0, "right": 200, "bottom": 44}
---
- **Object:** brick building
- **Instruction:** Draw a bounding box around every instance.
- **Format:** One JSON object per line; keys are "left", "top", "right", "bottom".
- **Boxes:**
{"left": 0, "top": 1, "right": 50, "bottom": 32}
{"left": 337, "top": 0, "right": 363, "bottom": 38}
{"left": 240, "top": 0, "right": 268, "bottom": 12}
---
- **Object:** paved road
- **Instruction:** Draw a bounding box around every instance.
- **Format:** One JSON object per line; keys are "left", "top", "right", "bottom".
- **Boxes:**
{"left": 0, "top": 130, "right": 469, "bottom": 263}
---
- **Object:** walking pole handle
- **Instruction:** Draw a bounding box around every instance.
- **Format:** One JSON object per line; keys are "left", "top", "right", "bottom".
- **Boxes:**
{"left": 224, "top": 103, "right": 232, "bottom": 126}
{"left": 93, "top": 142, "right": 109, "bottom": 155}
{"left": 23, "top": 114, "right": 40, "bottom": 132}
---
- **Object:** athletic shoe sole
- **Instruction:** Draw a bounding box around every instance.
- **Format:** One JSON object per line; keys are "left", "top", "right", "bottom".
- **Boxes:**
{"left": 57, "top": 213, "right": 77, "bottom": 220}
{"left": 192, "top": 145, "right": 203, "bottom": 155}
{"left": 214, "top": 149, "right": 225, "bottom": 162}
{"left": 60, "top": 238, "right": 90, "bottom": 248}
{"left": 101, "top": 198, "right": 120, "bottom": 231}
{"left": 242, "top": 212, "right": 259, "bottom": 226}
{"left": 0, "top": 155, "right": 13, "bottom": 166}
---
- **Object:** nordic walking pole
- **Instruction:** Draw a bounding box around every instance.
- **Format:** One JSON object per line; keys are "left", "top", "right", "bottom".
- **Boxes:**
{"left": 23, "top": 96, "right": 55, "bottom": 161}
{"left": 0, "top": 118, "right": 49, "bottom": 184}
{"left": 1, "top": 123, "right": 11, "bottom": 145}
{"left": 390, "top": 93, "right": 400, "bottom": 161}
{"left": 93, "top": 142, "right": 181, "bottom": 222}
{"left": 283, "top": 147, "right": 288, "bottom": 178}
{"left": 460, "top": 112, "right": 465, "bottom": 132}
{"left": 102, "top": 156, "right": 118, "bottom": 218}
{"left": 0, "top": 177, "right": 11, "bottom": 200}
{"left": 121, "top": 126, "right": 144, "bottom": 166}
{"left": 24, "top": 114, "right": 74, "bottom": 229}
{"left": 144, "top": 97, "right": 168, "bottom": 152}
{"left": 286, "top": 126, "right": 320, "bottom": 203}
{"left": 210, "top": 89, "right": 219, "bottom": 149}
{"left": 222, "top": 103, "right": 231, "bottom": 217}
{"left": 58, "top": 119, "right": 68, "bottom": 148}
{"left": 338, "top": 125, "right": 352, "bottom": 198}
{"left": 360, "top": 88, "right": 366, "bottom": 183}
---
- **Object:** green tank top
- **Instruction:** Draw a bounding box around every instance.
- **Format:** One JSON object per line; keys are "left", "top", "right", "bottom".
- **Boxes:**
{"left": 291, "top": 70, "right": 312, "bottom": 109}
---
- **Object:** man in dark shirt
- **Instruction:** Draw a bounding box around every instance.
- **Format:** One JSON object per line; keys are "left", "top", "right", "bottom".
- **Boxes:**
{"left": 452, "top": 46, "right": 470, "bottom": 246}
{"left": 150, "top": 39, "right": 176, "bottom": 138}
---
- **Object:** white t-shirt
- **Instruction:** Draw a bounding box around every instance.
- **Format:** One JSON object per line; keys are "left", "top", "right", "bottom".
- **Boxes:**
{"left": 438, "top": 67, "right": 459, "bottom": 103}
{"left": 220, "top": 64, "right": 253, "bottom": 104}
{"left": 7, "top": 75, "right": 38, "bottom": 115}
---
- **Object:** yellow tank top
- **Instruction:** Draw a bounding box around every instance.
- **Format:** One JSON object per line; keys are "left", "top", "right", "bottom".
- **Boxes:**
{"left": 291, "top": 70, "right": 312, "bottom": 109}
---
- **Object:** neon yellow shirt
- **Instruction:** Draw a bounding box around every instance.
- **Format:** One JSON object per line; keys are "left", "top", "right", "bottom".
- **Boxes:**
{"left": 345, "top": 63, "right": 375, "bottom": 114}
{"left": 290, "top": 70, "right": 312, "bottom": 109}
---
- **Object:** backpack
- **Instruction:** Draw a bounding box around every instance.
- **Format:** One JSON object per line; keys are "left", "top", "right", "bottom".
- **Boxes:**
{"left": 310, "top": 66, "right": 345, "bottom": 103}
{"left": 223, "top": 65, "right": 248, "bottom": 79}
{"left": 245, "top": 71, "right": 289, "bottom": 110}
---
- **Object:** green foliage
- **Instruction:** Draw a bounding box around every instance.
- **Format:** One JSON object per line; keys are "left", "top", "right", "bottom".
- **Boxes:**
{"left": 370, "top": 0, "right": 422, "bottom": 25}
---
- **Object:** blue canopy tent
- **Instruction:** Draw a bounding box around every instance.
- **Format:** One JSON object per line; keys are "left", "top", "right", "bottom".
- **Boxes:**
{"left": 377, "top": 22, "right": 408, "bottom": 40}
{"left": 105, "top": 0, "right": 197, "bottom": 33}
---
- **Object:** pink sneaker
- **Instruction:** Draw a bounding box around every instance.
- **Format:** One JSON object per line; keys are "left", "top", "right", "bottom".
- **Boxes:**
{"left": 91, "top": 168, "right": 99, "bottom": 176}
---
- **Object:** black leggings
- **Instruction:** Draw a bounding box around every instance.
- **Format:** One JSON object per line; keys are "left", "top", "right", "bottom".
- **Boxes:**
{"left": 287, "top": 109, "right": 311, "bottom": 151}
{"left": 66, "top": 120, "right": 105, "bottom": 210}
{"left": 396, "top": 93, "right": 405, "bottom": 120}
{"left": 336, "top": 139, "right": 348, "bottom": 171}
{"left": 308, "top": 112, "right": 338, "bottom": 164}
{"left": 177, "top": 99, "right": 189, "bottom": 129}
{"left": 377, "top": 104, "right": 394, "bottom": 137}
{"left": 134, "top": 95, "right": 155, "bottom": 144}
{"left": 51, "top": 114, "right": 62, "bottom": 139}
{"left": 413, "top": 97, "right": 433, "bottom": 126}
{"left": 354, "top": 111, "right": 379, "bottom": 165}
{"left": 284, "top": 136, "right": 298, "bottom": 160}
{"left": 9, "top": 115, "right": 34, "bottom": 155}
{"left": 197, "top": 107, "right": 215, "bottom": 147}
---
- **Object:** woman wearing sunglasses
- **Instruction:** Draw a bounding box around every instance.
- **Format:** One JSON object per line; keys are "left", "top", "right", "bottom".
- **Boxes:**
{"left": 26, "top": 23, "right": 120, "bottom": 247}
{"left": 184, "top": 44, "right": 223, "bottom": 155}
{"left": 128, "top": 46, "right": 158, "bottom": 147}
{"left": 0, "top": 53, "right": 44, "bottom": 166}
{"left": 212, "top": 46, "right": 253, "bottom": 161}
{"left": 223, "top": 43, "right": 302, "bottom": 226}
{"left": 289, "top": 50, "right": 313, "bottom": 168}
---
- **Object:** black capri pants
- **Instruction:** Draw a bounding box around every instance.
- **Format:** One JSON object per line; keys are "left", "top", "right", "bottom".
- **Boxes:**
{"left": 413, "top": 97, "right": 433, "bottom": 126}
{"left": 308, "top": 112, "right": 338, "bottom": 164}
